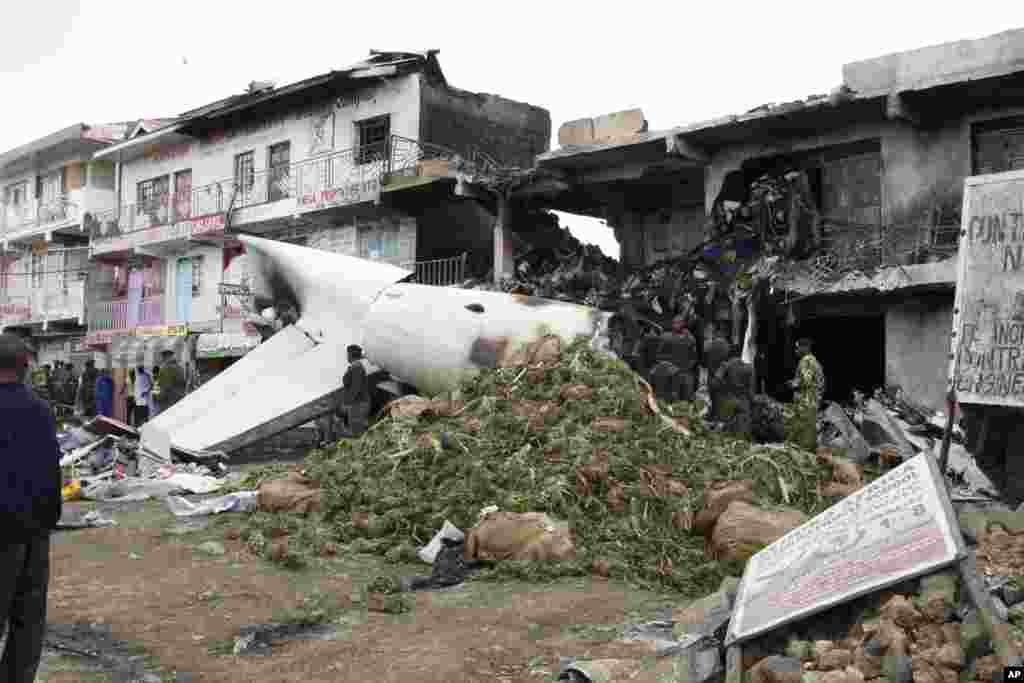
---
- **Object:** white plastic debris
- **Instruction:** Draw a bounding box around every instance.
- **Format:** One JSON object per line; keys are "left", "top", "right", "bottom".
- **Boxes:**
{"left": 417, "top": 520, "right": 466, "bottom": 564}
{"left": 161, "top": 473, "right": 225, "bottom": 495}
{"left": 166, "top": 491, "right": 259, "bottom": 518}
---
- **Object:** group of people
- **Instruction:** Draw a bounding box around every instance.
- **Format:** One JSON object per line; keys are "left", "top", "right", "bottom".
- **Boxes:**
{"left": 612, "top": 305, "right": 826, "bottom": 448}
{"left": 28, "top": 350, "right": 187, "bottom": 427}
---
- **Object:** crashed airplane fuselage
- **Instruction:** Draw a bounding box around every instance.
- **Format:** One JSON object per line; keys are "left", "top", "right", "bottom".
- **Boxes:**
{"left": 143, "top": 235, "right": 612, "bottom": 454}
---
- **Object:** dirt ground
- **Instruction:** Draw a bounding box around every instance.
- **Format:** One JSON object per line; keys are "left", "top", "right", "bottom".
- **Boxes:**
{"left": 39, "top": 477, "right": 683, "bottom": 682}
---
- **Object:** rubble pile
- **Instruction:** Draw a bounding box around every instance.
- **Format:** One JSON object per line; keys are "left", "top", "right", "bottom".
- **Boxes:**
{"left": 232, "top": 336, "right": 845, "bottom": 592}
{"left": 57, "top": 416, "right": 228, "bottom": 510}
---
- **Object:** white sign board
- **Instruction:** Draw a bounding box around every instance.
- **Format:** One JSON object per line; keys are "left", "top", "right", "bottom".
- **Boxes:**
{"left": 951, "top": 169, "right": 1024, "bottom": 406}
{"left": 726, "top": 454, "right": 965, "bottom": 645}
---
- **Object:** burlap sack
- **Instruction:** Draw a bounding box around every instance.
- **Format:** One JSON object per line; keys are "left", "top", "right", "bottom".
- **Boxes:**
{"left": 709, "top": 501, "right": 807, "bottom": 562}
{"left": 692, "top": 480, "right": 756, "bottom": 535}
{"left": 464, "top": 511, "right": 575, "bottom": 562}
{"left": 257, "top": 472, "right": 322, "bottom": 515}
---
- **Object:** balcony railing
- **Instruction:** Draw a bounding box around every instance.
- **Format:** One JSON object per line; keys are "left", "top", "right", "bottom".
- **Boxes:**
{"left": 1, "top": 195, "right": 81, "bottom": 236}
{"left": 88, "top": 181, "right": 229, "bottom": 242}
{"left": 87, "top": 135, "right": 493, "bottom": 247}
{"left": 402, "top": 253, "right": 469, "bottom": 287}
{"left": 87, "top": 295, "right": 164, "bottom": 333}
{"left": 0, "top": 281, "right": 87, "bottom": 327}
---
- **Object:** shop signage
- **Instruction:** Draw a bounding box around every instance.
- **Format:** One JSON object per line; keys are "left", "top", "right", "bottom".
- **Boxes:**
{"left": 0, "top": 302, "right": 32, "bottom": 323}
{"left": 951, "top": 169, "right": 1024, "bottom": 406}
{"left": 726, "top": 453, "right": 964, "bottom": 645}
{"left": 92, "top": 214, "right": 226, "bottom": 255}
{"left": 300, "top": 177, "right": 380, "bottom": 211}
{"left": 134, "top": 324, "right": 189, "bottom": 338}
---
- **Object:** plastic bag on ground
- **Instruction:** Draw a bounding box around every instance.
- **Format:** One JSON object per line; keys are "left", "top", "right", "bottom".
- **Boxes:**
{"left": 162, "top": 472, "right": 224, "bottom": 495}
{"left": 166, "top": 491, "right": 259, "bottom": 517}
{"left": 417, "top": 520, "right": 466, "bottom": 564}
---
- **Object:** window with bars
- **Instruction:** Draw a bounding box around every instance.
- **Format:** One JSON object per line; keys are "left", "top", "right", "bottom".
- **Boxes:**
{"left": 191, "top": 255, "right": 204, "bottom": 297}
{"left": 31, "top": 254, "right": 44, "bottom": 288}
{"left": 4, "top": 181, "right": 28, "bottom": 207}
{"left": 268, "top": 142, "right": 291, "bottom": 201}
{"left": 137, "top": 175, "right": 170, "bottom": 220}
{"left": 355, "top": 115, "right": 390, "bottom": 165}
{"left": 234, "top": 151, "right": 255, "bottom": 198}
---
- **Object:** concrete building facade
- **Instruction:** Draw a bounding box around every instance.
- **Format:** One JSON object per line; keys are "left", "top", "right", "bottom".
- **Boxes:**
{"left": 80, "top": 50, "right": 550, "bottom": 374}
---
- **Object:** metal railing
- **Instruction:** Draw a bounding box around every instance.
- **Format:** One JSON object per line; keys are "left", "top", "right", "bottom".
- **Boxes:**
{"left": 87, "top": 135, "right": 495, "bottom": 246}
{"left": 1, "top": 194, "right": 81, "bottom": 235}
{"left": 401, "top": 253, "right": 469, "bottom": 287}
{"left": 87, "top": 295, "right": 164, "bottom": 333}
{"left": 88, "top": 181, "right": 229, "bottom": 241}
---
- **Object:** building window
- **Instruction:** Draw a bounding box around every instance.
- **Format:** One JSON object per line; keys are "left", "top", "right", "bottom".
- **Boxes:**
{"left": 234, "top": 151, "right": 255, "bottom": 199}
{"left": 137, "top": 175, "right": 170, "bottom": 223}
{"left": 173, "top": 170, "right": 193, "bottom": 221}
{"left": 38, "top": 170, "right": 63, "bottom": 205}
{"left": 268, "top": 142, "right": 291, "bottom": 201}
{"left": 972, "top": 116, "right": 1024, "bottom": 175}
{"left": 31, "top": 253, "right": 44, "bottom": 288}
{"left": 191, "top": 255, "right": 204, "bottom": 297}
{"left": 359, "top": 226, "right": 400, "bottom": 260}
{"left": 4, "top": 181, "right": 28, "bottom": 207}
{"left": 355, "top": 115, "right": 390, "bottom": 165}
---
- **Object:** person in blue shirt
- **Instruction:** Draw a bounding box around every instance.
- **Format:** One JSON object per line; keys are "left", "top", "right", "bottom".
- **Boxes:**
{"left": 95, "top": 368, "right": 115, "bottom": 419}
{"left": 0, "top": 332, "right": 63, "bottom": 682}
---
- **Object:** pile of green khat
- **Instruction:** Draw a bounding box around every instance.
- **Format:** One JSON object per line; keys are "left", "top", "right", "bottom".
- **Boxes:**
{"left": 241, "top": 337, "right": 840, "bottom": 596}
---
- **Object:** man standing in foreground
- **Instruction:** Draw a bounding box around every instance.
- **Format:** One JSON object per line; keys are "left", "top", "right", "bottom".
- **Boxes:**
{"left": 338, "top": 345, "right": 371, "bottom": 437}
{"left": 0, "top": 333, "right": 63, "bottom": 682}
{"left": 789, "top": 337, "right": 826, "bottom": 451}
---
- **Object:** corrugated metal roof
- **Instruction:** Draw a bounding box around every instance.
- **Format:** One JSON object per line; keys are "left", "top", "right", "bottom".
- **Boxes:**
{"left": 0, "top": 122, "right": 135, "bottom": 171}
{"left": 177, "top": 50, "right": 441, "bottom": 122}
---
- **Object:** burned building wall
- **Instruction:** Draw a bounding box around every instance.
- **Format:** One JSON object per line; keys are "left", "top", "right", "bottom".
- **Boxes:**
{"left": 884, "top": 293, "right": 954, "bottom": 413}
{"left": 418, "top": 76, "right": 551, "bottom": 169}
{"left": 612, "top": 204, "right": 706, "bottom": 269}
{"left": 416, "top": 199, "right": 496, "bottom": 276}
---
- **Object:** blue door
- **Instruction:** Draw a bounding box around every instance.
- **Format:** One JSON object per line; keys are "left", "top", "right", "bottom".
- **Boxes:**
{"left": 175, "top": 258, "right": 193, "bottom": 324}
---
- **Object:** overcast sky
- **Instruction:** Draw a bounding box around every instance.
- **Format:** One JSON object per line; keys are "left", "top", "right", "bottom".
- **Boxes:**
{"left": 3, "top": 1, "right": 1024, "bottom": 261}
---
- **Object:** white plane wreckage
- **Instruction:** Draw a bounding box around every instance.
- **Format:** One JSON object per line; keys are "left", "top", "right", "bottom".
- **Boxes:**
{"left": 143, "top": 235, "right": 614, "bottom": 455}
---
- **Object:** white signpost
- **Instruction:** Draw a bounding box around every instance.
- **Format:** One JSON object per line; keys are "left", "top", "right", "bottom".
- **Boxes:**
{"left": 950, "top": 169, "right": 1024, "bottom": 407}
{"left": 726, "top": 453, "right": 965, "bottom": 645}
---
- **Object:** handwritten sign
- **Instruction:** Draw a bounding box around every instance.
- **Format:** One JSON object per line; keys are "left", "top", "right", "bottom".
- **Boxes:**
{"left": 726, "top": 453, "right": 964, "bottom": 645}
{"left": 951, "top": 169, "right": 1024, "bottom": 406}
{"left": 0, "top": 302, "right": 31, "bottom": 324}
{"left": 92, "top": 214, "right": 226, "bottom": 255}
{"left": 300, "top": 178, "right": 380, "bottom": 211}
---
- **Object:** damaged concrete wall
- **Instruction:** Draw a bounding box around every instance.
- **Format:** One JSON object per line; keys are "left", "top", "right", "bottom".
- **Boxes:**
{"left": 418, "top": 76, "right": 550, "bottom": 169}
{"left": 305, "top": 211, "right": 417, "bottom": 268}
{"left": 884, "top": 294, "right": 954, "bottom": 413}
{"left": 612, "top": 204, "right": 706, "bottom": 269}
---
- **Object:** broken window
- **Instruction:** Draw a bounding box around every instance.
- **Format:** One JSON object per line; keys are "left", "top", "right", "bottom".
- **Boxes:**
{"left": 355, "top": 115, "right": 390, "bottom": 165}
{"left": 268, "top": 141, "right": 291, "bottom": 201}
{"left": 972, "top": 116, "right": 1024, "bottom": 175}
{"left": 359, "top": 226, "right": 399, "bottom": 260}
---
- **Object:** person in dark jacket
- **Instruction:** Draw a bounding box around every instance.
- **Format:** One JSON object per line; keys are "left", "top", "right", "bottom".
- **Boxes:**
{"left": 76, "top": 359, "right": 98, "bottom": 417}
{"left": 95, "top": 368, "right": 115, "bottom": 418}
{"left": 337, "top": 345, "right": 371, "bottom": 437}
{"left": 0, "top": 333, "right": 63, "bottom": 682}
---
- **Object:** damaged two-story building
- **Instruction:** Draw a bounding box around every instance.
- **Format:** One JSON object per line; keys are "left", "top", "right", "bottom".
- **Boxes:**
{"left": 0, "top": 122, "right": 135, "bottom": 366}
{"left": 80, "top": 50, "right": 549, "bottom": 377}
{"left": 525, "top": 28, "right": 1024, "bottom": 416}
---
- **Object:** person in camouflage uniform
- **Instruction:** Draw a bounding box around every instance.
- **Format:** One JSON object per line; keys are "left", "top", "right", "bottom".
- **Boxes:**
{"left": 789, "top": 338, "right": 825, "bottom": 451}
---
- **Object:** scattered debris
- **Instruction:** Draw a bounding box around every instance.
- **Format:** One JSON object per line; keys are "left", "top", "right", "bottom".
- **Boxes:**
{"left": 165, "top": 491, "right": 259, "bottom": 518}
